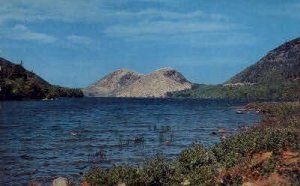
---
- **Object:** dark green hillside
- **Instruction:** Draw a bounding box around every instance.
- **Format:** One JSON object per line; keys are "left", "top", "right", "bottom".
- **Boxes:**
{"left": 169, "top": 38, "right": 300, "bottom": 100}
{"left": 168, "top": 82, "right": 300, "bottom": 100}
{"left": 228, "top": 37, "right": 300, "bottom": 84}
{"left": 0, "top": 57, "right": 83, "bottom": 100}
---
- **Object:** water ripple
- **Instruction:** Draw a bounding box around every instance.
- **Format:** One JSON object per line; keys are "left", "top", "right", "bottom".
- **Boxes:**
{"left": 0, "top": 98, "right": 261, "bottom": 185}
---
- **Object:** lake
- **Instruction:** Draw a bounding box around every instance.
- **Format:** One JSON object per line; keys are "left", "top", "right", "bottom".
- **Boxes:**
{"left": 0, "top": 98, "right": 261, "bottom": 185}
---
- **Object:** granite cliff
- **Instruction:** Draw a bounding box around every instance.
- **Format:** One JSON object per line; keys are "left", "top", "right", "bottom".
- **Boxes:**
{"left": 83, "top": 67, "right": 192, "bottom": 98}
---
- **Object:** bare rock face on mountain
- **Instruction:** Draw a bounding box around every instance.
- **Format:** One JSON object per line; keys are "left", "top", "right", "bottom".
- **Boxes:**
{"left": 227, "top": 37, "right": 300, "bottom": 84}
{"left": 117, "top": 68, "right": 192, "bottom": 97}
{"left": 82, "top": 69, "right": 142, "bottom": 97}
{"left": 83, "top": 67, "right": 192, "bottom": 97}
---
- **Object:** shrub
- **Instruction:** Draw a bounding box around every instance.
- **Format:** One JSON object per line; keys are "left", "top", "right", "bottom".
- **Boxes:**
{"left": 142, "top": 156, "right": 175, "bottom": 185}
{"left": 259, "top": 156, "right": 278, "bottom": 176}
{"left": 84, "top": 167, "right": 109, "bottom": 186}
{"left": 178, "top": 144, "right": 217, "bottom": 170}
{"left": 108, "top": 165, "right": 144, "bottom": 185}
{"left": 260, "top": 128, "right": 297, "bottom": 152}
{"left": 220, "top": 174, "right": 243, "bottom": 186}
{"left": 182, "top": 165, "right": 217, "bottom": 186}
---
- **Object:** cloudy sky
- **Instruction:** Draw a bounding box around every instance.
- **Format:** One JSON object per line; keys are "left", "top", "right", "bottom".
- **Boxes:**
{"left": 0, "top": 0, "right": 299, "bottom": 87}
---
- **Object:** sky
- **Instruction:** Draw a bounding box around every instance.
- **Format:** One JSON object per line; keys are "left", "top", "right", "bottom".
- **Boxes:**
{"left": 0, "top": 0, "right": 300, "bottom": 88}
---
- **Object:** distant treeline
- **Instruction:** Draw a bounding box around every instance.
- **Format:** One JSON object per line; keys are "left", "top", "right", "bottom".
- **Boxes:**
{"left": 168, "top": 82, "right": 300, "bottom": 101}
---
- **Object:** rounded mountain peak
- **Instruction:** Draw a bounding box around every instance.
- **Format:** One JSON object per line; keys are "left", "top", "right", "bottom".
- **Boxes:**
{"left": 150, "top": 67, "right": 191, "bottom": 84}
{"left": 153, "top": 67, "right": 176, "bottom": 73}
{"left": 111, "top": 69, "right": 141, "bottom": 76}
{"left": 114, "top": 68, "right": 136, "bottom": 73}
{"left": 83, "top": 67, "right": 192, "bottom": 98}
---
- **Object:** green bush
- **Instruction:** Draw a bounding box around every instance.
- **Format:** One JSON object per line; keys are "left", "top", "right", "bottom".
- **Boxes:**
{"left": 220, "top": 174, "right": 243, "bottom": 186}
{"left": 182, "top": 165, "right": 217, "bottom": 186}
{"left": 84, "top": 167, "right": 109, "bottom": 186}
{"left": 259, "top": 156, "right": 278, "bottom": 176}
{"left": 142, "top": 156, "right": 175, "bottom": 185}
{"left": 85, "top": 165, "right": 144, "bottom": 186}
{"left": 213, "top": 127, "right": 297, "bottom": 168}
{"left": 178, "top": 144, "right": 217, "bottom": 170}
{"left": 109, "top": 166, "right": 144, "bottom": 185}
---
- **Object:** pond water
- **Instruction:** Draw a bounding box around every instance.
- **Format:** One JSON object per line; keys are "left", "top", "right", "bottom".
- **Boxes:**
{"left": 0, "top": 98, "right": 261, "bottom": 185}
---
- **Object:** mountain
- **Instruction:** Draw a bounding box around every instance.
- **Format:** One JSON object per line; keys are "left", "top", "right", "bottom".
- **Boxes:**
{"left": 0, "top": 57, "right": 83, "bottom": 100}
{"left": 169, "top": 38, "right": 300, "bottom": 100}
{"left": 227, "top": 37, "right": 300, "bottom": 84}
{"left": 82, "top": 69, "right": 142, "bottom": 97}
{"left": 83, "top": 67, "right": 192, "bottom": 98}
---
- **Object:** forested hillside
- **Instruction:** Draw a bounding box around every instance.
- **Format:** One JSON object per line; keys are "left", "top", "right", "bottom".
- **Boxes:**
{"left": 0, "top": 57, "right": 83, "bottom": 100}
{"left": 227, "top": 37, "right": 300, "bottom": 84}
{"left": 169, "top": 38, "right": 300, "bottom": 100}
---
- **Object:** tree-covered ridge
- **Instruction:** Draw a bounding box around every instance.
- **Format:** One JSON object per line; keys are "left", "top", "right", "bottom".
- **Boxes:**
{"left": 169, "top": 37, "right": 300, "bottom": 100}
{"left": 0, "top": 57, "right": 83, "bottom": 100}
{"left": 227, "top": 37, "right": 300, "bottom": 84}
{"left": 168, "top": 82, "right": 300, "bottom": 101}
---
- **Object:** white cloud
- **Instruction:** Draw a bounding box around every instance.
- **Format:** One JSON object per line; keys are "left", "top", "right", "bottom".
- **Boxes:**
{"left": 103, "top": 9, "right": 237, "bottom": 45}
{"left": 103, "top": 9, "right": 232, "bottom": 39}
{"left": 0, "top": 0, "right": 113, "bottom": 24}
{"left": 105, "top": 21, "right": 234, "bottom": 37}
{"left": 4, "top": 24, "right": 57, "bottom": 43}
{"left": 0, "top": 1, "right": 227, "bottom": 24}
{"left": 66, "top": 35, "right": 92, "bottom": 45}
{"left": 108, "top": 9, "right": 226, "bottom": 22}
{"left": 122, "top": 32, "right": 256, "bottom": 47}
{"left": 0, "top": 0, "right": 247, "bottom": 46}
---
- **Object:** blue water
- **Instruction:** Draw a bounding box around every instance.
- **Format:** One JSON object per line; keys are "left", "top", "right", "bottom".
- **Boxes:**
{"left": 0, "top": 98, "right": 261, "bottom": 185}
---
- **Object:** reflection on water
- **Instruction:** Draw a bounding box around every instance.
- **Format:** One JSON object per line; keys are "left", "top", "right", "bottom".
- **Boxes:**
{"left": 0, "top": 98, "right": 261, "bottom": 185}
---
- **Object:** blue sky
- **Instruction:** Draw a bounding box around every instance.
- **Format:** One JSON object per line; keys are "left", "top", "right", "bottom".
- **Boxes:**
{"left": 0, "top": 0, "right": 299, "bottom": 88}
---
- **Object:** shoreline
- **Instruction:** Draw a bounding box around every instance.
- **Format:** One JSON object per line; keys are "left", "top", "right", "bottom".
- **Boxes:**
{"left": 48, "top": 101, "right": 299, "bottom": 186}
{"left": 1, "top": 98, "right": 260, "bottom": 185}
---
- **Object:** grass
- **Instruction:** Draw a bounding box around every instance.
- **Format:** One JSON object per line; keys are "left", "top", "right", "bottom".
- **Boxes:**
{"left": 83, "top": 102, "right": 300, "bottom": 186}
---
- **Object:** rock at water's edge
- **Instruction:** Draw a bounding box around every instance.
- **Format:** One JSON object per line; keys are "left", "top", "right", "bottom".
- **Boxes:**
{"left": 52, "top": 177, "right": 68, "bottom": 186}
